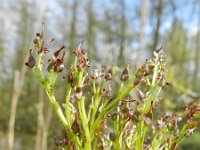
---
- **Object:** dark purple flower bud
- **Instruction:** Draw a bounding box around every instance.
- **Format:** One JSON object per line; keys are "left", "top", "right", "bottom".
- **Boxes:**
{"left": 100, "top": 65, "right": 105, "bottom": 78}
{"left": 71, "top": 119, "right": 81, "bottom": 135}
{"left": 47, "top": 63, "right": 54, "bottom": 72}
{"left": 36, "top": 33, "right": 40, "bottom": 37}
{"left": 74, "top": 47, "right": 88, "bottom": 59}
{"left": 53, "top": 135, "right": 61, "bottom": 146}
{"left": 25, "top": 49, "right": 36, "bottom": 69}
{"left": 75, "top": 86, "right": 82, "bottom": 93}
{"left": 53, "top": 45, "right": 65, "bottom": 58}
{"left": 109, "top": 131, "right": 116, "bottom": 142}
{"left": 144, "top": 136, "right": 151, "bottom": 145}
{"left": 32, "top": 33, "right": 41, "bottom": 44}
{"left": 54, "top": 62, "right": 64, "bottom": 72}
{"left": 105, "top": 73, "right": 112, "bottom": 80}
{"left": 54, "top": 52, "right": 65, "bottom": 72}
{"left": 33, "top": 37, "right": 40, "bottom": 44}
{"left": 77, "top": 58, "right": 90, "bottom": 71}
{"left": 120, "top": 64, "right": 130, "bottom": 81}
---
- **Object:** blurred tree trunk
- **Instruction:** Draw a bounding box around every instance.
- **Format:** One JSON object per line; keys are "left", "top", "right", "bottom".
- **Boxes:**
{"left": 7, "top": 57, "right": 28, "bottom": 150}
{"left": 152, "top": 0, "right": 163, "bottom": 51}
{"left": 69, "top": 0, "right": 78, "bottom": 53}
{"left": 118, "top": 0, "right": 126, "bottom": 66}
{"left": 138, "top": 0, "right": 149, "bottom": 66}
{"left": 0, "top": 19, "right": 5, "bottom": 89}
{"left": 7, "top": 0, "right": 48, "bottom": 149}
{"left": 12, "top": 0, "right": 35, "bottom": 70}
{"left": 41, "top": 102, "right": 52, "bottom": 150}
{"left": 66, "top": 0, "right": 78, "bottom": 66}
{"left": 0, "top": 20, "right": 4, "bottom": 61}
{"left": 58, "top": 0, "right": 69, "bottom": 46}
{"left": 35, "top": 86, "right": 44, "bottom": 150}
{"left": 7, "top": 71, "right": 20, "bottom": 150}
{"left": 85, "top": 0, "right": 96, "bottom": 59}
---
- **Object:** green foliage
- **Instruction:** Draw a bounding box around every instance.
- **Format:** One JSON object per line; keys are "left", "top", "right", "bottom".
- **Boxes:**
{"left": 165, "top": 18, "right": 191, "bottom": 85}
{"left": 180, "top": 132, "right": 200, "bottom": 150}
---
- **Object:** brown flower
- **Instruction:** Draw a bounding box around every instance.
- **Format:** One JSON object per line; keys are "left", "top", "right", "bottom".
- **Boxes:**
{"left": 25, "top": 49, "right": 36, "bottom": 69}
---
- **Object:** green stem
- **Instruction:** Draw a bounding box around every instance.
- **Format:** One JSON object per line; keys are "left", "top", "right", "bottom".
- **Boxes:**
{"left": 90, "top": 79, "right": 105, "bottom": 130}
{"left": 177, "top": 124, "right": 188, "bottom": 144}
{"left": 105, "top": 83, "right": 135, "bottom": 114}
{"left": 135, "top": 115, "right": 145, "bottom": 150}
{"left": 78, "top": 71, "right": 83, "bottom": 86}
{"left": 46, "top": 90, "right": 69, "bottom": 128}
{"left": 93, "top": 138, "right": 98, "bottom": 150}
{"left": 114, "top": 119, "right": 128, "bottom": 150}
{"left": 77, "top": 70, "right": 91, "bottom": 149}
{"left": 78, "top": 98, "right": 91, "bottom": 150}
{"left": 115, "top": 83, "right": 124, "bottom": 132}
{"left": 143, "top": 62, "right": 160, "bottom": 114}
{"left": 90, "top": 93, "right": 101, "bottom": 130}
{"left": 152, "top": 60, "right": 159, "bottom": 87}
{"left": 74, "top": 56, "right": 78, "bottom": 73}
{"left": 91, "top": 82, "right": 135, "bottom": 139}
{"left": 65, "top": 83, "right": 73, "bottom": 125}
{"left": 114, "top": 107, "right": 120, "bottom": 132}
{"left": 93, "top": 80, "right": 96, "bottom": 93}
{"left": 46, "top": 90, "right": 81, "bottom": 146}
{"left": 118, "top": 83, "right": 124, "bottom": 93}
{"left": 153, "top": 86, "right": 162, "bottom": 105}
{"left": 142, "top": 87, "right": 154, "bottom": 114}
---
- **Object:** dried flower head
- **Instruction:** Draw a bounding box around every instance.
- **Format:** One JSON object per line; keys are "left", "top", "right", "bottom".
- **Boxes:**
{"left": 120, "top": 64, "right": 130, "bottom": 81}
{"left": 25, "top": 49, "right": 36, "bottom": 69}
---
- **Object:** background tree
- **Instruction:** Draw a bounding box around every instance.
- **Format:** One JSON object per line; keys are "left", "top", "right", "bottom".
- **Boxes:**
{"left": 117, "top": 0, "right": 127, "bottom": 66}
{"left": 151, "top": 0, "right": 163, "bottom": 51}
{"left": 138, "top": 0, "right": 149, "bottom": 66}
{"left": 85, "top": 0, "right": 96, "bottom": 59}
{"left": 192, "top": 0, "right": 200, "bottom": 90}
{"left": 8, "top": 1, "right": 36, "bottom": 149}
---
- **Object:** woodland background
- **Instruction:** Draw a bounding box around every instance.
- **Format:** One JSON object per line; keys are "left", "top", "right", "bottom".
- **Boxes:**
{"left": 0, "top": 0, "right": 199, "bottom": 149}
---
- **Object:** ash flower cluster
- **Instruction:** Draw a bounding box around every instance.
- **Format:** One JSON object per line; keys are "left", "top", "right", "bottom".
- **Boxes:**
{"left": 25, "top": 27, "right": 199, "bottom": 150}
{"left": 25, "top": 32, "right": 66, "bottom": 73}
